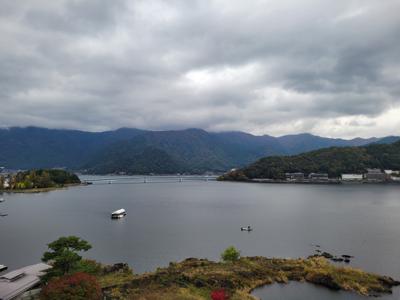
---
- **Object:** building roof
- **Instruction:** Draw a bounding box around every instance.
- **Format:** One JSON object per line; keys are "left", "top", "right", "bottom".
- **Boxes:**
{"left": 0, "top": 263, "right": 50, "bottom": 300}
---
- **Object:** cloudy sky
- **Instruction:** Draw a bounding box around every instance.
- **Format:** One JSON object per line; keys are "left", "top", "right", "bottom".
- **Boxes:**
{"left": 0, "top": 0, "right": 399, "bottom": 138}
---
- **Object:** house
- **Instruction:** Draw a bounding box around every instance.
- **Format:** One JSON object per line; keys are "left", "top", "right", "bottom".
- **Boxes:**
{"left": 308, "top": 173, "right": 329, "bottom": 181}
{"left": 0, "top": 263, "right": 51, "bottom": 300}
{"left": 2, "top": 179, "right": 10, "bottom": 189}
{"left": 285, "top": 172, "right": 304, "bottom": 181}
{"left": 365, "top": 169, "right": 387, "bottom": 182}
{"left": 341, "top": 174, "right": 363, "bottom": 181}
{"left": 385, "top": 170, "right": 400, "bottom": 181}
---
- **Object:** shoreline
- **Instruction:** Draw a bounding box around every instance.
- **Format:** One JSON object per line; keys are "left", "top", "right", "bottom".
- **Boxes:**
{"left": 0, "top": 183, "right": 86, "bottom": 194}
{"left": 221, "top": 178, "right": 400, "bottom": 185}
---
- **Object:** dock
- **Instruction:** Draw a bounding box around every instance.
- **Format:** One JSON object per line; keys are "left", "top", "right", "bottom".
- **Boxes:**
{"left": 0, "top": 263, "right": 51, "bottom": 300}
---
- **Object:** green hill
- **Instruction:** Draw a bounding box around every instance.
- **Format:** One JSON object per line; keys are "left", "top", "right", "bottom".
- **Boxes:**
{"left": 220, "top": 140, "right": 400, "bottom": 180}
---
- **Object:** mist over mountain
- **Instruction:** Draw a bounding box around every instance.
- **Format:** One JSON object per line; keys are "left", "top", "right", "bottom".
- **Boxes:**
{"left": 0, "top": 127, "right": 398, "bottom": 174}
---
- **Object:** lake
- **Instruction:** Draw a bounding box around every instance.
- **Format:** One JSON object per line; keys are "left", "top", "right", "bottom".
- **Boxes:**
{"left": 1, "top": 176, "right": 400, "bottom": 299}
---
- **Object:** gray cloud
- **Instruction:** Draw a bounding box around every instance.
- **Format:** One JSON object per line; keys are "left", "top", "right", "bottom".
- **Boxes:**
{"left": 0, "top": 0, "right": 399, "bottom": 138}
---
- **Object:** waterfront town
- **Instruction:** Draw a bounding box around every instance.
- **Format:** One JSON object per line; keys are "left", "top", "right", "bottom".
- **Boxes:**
{"left": 250, "top": 168, "right": 400, "bottom": 184}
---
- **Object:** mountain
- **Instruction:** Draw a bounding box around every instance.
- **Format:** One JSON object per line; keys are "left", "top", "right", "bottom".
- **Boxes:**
{"left": 0, "top": 127, "right": 144, "bottom": 169}
{"left": 84, "top": 129, "right": 284, "bottom": 174}
{"left": 85, "top": 146, "right": 182, "bottom": 175}
{"left": 83, "top": 130, "right": 395, "bottom": 174}
{"left": 276, "top": 133, "right": 378, "bottom": 155}
{"left": 371, "top": 136, "right": 400, "bottom": 145}
{"left": 220, "top": 140, "right": 400, "bottom": 180}
{"left": 0, "top": 126, "right": 397, "bottom": 174}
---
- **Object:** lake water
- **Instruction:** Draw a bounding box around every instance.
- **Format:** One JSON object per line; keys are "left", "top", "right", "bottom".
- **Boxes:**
{"left": 1, "top": 176, "right": 400, "bottom": 299}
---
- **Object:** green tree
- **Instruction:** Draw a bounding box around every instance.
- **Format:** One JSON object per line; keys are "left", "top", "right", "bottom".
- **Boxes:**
{"left": 221, "top": 246, "right": 240, "bottom": 262}
{"left": 42, "top": 236, "right": 92, "bottom": 281}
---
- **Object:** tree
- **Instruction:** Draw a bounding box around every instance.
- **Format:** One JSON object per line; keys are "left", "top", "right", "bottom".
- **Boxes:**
{"left": 221, "top": 246, "right": 240, "bottom": 262}
{"left": 42, "top": 236, "right": 92, "bottom": 280}
{"left": 40, "top": 272, "right": 101, "bottom": 300}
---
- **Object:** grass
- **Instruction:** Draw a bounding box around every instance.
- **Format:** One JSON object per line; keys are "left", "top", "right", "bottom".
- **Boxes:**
{"left": 99, "top": 256, "right": 399, "bottom": 299}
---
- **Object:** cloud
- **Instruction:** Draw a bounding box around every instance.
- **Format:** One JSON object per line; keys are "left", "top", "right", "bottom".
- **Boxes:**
{"left": 0, "top": 0, "right": 399, "bottom": 138}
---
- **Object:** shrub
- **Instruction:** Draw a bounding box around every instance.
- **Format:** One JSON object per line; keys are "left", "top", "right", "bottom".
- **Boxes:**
{"left": 221, "top": 246, "right": 240, "bottom": 262}
{"left": 211, "top": 289, "right": 229, "bottom": 300}
{"left": 40, "top": 272, "right": 102, "bottom": 300}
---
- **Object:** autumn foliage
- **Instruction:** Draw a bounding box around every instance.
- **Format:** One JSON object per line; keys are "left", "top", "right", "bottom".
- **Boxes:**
{"left": 211, "top": 289, "right": 229, "bottom": 300}
{"left": 40, "top": 272, "right": 101, "bottom": 300}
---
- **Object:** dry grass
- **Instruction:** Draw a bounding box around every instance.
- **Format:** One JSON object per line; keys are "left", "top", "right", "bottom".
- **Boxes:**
{"left": 100, "top": 256, "right": 399, "bottom": 299}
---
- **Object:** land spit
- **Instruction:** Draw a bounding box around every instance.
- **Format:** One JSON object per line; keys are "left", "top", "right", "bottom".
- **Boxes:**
{"left": 100, "top": 256, "right": 399, "bottom": 299}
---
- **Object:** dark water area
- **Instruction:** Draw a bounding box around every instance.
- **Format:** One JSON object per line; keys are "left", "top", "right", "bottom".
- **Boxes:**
{"left": 1, "top": 177, "right": 400, "bottom": 299}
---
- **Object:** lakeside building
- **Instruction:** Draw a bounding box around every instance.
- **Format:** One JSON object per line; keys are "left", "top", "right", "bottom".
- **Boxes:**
{"left": 1, "top": 178, "right": 10, "bottom": 189}
{"left": 365, "top": 169, "right": 387, "bottom": 182}
{"left": 384, "top": 170, "right": 400, "bottom": 175}
{"left": 385, "top": 170, "right": 400, "bottom": 181}
{"left": 341, "top": 174, "right": 363, "bottom": 182}
{"left": 308, "top": 173, "right": 329, "bottom": 181}
{"left": 0, "top": 263, "right": 50, "bottom": 300}
{"left": 285, "top": 172, "right": 304, "bottom": 181}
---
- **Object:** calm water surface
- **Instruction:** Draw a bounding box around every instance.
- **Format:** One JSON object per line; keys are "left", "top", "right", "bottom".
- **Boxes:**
{"left": 1, "top": 176, "right": 399, "bottom": 299}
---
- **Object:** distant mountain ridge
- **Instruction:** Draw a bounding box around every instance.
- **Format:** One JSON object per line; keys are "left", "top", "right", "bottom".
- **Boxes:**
{"left": 0, "top": 126, "right": 398, "bottom": 173}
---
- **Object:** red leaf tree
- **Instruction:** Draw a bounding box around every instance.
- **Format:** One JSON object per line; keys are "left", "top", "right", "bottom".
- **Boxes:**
{"left": 40, "top": 272, "right": 102, "bottom": 300}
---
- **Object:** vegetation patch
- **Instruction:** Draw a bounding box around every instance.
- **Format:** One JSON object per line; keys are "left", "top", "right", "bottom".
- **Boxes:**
{"left": 102, "top": 256, "right": 399, "bottom": 299}
{"left": 0, "top": 169, "right": 81, "bottom": 191}
{"left": 38, "top": 237, "right": 399, "bottom": 299}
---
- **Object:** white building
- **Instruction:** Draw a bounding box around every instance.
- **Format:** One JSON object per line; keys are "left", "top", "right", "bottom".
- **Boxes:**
{"left": 341, "top": 174, "right": 363, "bottom": 181}
{"left": 2, "top": 179, "right": 10, "bottom": 189}
{"left": 384, "top": 170, "right": 400, "bottom": 175}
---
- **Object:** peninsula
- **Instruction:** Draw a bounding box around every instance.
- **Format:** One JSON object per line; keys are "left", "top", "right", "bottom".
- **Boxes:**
{"left": 219, "top": 140, "right": 400, "bottom": 184}
{"left": 0, "top": 169, "right": 81, "bottom": 193}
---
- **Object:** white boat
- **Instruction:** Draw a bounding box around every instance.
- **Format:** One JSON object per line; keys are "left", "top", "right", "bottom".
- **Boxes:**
{"left": 0, "top": 264, "right": 7, "bottom": 272}
{"left": 0, "top": 198, "right": 4, "bottom": 203}
{"left": 111, "top": 208, "right": 126, "bottom": 219}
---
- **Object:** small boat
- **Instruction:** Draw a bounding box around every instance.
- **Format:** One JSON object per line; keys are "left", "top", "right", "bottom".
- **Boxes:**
{"left": 0, "top": 264, "right": 7, "bottom": 272}
{"left": 0, "top": 198, "right": 4, "bottom": 203}
{"left": 241, "top": 225, "right": 253, "bottom": 231}
{"left": 0, "top": 213, "right": 8, "bottom": 217}
{"left": 111, "top": 209, "right": 126, "bottom": 219}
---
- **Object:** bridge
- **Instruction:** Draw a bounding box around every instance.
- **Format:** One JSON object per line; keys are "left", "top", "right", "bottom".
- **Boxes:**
{"left": 83, "top": 175, "right": 218, "bottom": 185}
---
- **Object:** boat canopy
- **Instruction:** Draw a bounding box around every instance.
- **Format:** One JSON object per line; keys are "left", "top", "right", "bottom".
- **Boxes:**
{"left": 111, "top": 209, "right": 126, "bottom": 215}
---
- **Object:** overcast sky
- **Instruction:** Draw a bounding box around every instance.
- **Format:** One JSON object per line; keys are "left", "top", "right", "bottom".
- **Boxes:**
{"left": 0, "top": 0, "right": 399, "bottom": 138}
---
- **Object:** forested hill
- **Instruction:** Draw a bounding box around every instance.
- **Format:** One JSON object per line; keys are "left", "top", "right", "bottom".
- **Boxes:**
{"left": 82, "top": 129, "right": 384, "bottom": 174}
{"left": 220, "top": 140, "right": 400, "bottom": 180}
{"left": 0, "top": 126, "right": 398, "bottom": 174}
